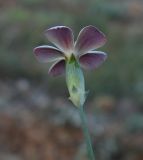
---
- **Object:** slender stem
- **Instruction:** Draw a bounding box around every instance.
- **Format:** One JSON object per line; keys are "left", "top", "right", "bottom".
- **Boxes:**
{"left": 79, "top": 106, "right": 95, "bottom": 160}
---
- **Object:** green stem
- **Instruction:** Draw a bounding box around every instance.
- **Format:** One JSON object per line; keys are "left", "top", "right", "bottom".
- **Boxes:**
{"left": 79, "top": 106, "right": 95, "bottom": 160}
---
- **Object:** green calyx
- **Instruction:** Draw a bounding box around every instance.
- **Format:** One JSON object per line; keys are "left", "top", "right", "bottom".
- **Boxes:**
{"left": 66, "top": 54, "right": 87, "bottom": 107}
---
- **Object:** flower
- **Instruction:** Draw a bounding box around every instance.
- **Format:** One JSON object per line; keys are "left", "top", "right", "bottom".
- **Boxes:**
{"left": 33, "top": 25, "right": 107, "bottom": 107}
{"left": 33, "top": 25, "right": 107, "bottom": 76}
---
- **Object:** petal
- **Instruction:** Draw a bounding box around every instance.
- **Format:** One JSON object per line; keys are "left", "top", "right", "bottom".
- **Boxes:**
{"left": 33, "top": 45, "right": 64, "bottom": 63}
{"left": 45, "top": 26, "right": 74, "bottom": 53}
{"left": 79, "top": 51, "right": 107, "bottom": 70}
{"left": 48, "top": 59, "right": 65, "bottom": 76}
{"left": 75, "top": 25, "right": 106, "bottom": 55}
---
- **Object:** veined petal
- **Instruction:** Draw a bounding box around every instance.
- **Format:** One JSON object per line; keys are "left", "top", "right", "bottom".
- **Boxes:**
{"left": 79, "top": 51, "right": 107, "bottom": 70}
{"left": 48, "top": 59, "right": 65, "bottom": 76}
{"left": 33, "top": 45, "right": 64, "bottom": 63}
{"left": 75, "top": 25, "right": 106, "bottom": 55}
{"left": 45, "top": 26, "right": 74, "bottom": 54}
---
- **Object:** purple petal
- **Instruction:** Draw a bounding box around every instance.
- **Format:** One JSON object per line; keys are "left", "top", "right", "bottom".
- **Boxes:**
{"left": 79, "top": 51, "right": 107, "bottom": 70}
{"left": 45, "top": 26, "right": 74, "bottom": 53}
{"left": 48, "top": 59, "right": 65, "bottom": 76}
{"left": 75, "top": 26, "right": 106, "bottom": 55}
{"left": 33, "top": 45, "right": 64, "bottom": 63}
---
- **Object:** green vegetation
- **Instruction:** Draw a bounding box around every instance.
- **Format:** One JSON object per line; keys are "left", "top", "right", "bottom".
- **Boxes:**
{"left": 0, "top": 0, "right": 143, "bottom": 101}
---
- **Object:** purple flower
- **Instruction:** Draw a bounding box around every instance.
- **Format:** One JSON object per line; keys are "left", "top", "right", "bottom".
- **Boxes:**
{"left": 33, "top": 25, "right": 107, "bottom": 76}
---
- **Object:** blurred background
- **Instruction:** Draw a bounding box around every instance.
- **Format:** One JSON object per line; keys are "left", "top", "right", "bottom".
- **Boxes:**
{"left": 0, "top": 0, "right": 143, "bottom": 159}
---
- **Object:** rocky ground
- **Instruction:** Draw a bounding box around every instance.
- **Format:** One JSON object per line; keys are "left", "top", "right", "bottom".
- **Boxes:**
{"left": 0, "top": 79, "right": 143, "bottom": 160}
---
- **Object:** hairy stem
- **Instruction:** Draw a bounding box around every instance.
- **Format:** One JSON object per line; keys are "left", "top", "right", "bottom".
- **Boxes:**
{"left": 79, "top": 106, "right": 95, "bottom": 160}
